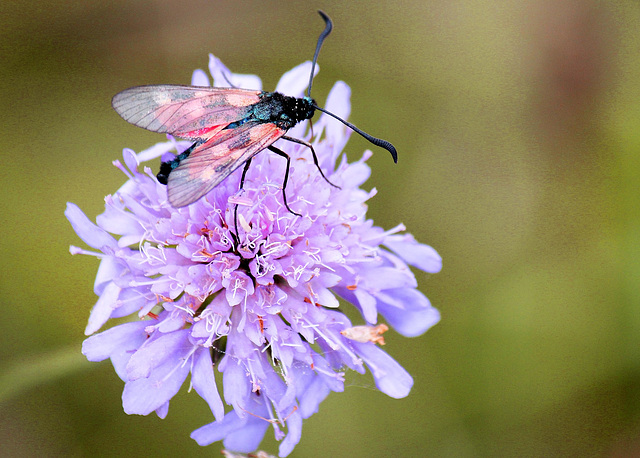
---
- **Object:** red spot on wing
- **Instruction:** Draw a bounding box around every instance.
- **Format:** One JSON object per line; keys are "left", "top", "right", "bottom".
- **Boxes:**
{"left": 180, "top": 124, "right": 227, "bottom": 141}
{"left": 167, "top": 122, "right": 286, "bottom": 207}
{"left": 112, "top": 85, "right": 261, "bottom": 140}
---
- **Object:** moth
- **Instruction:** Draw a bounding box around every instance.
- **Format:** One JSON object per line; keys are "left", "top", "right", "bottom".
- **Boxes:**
{"left": 112, "top": 11, "right": 397, "bottom": 214}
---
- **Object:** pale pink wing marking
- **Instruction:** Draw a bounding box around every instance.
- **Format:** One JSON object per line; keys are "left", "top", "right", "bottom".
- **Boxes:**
{"left": 112, "top": 85, "right": 261, "bottom": 140}
{"left": 167, "top": 122, "right": 286, "bottom": 207}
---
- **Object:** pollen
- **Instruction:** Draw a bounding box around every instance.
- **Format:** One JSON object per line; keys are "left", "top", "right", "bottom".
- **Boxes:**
{"left": 340, "top": 324, "right": 389, "bottom": 345}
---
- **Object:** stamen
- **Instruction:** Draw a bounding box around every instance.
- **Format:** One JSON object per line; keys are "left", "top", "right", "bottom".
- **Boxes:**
{"left": 69, "top": 246, "right": 104, "bottom": 257}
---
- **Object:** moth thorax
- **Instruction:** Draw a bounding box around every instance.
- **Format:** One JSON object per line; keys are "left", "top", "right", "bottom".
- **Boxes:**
{"left": 256, "top": 92, "right": 316, "bottom": 129}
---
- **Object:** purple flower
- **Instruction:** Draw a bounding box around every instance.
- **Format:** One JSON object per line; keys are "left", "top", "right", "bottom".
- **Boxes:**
{"left": 66, "top": 54, "right": 441, "bottom": 457}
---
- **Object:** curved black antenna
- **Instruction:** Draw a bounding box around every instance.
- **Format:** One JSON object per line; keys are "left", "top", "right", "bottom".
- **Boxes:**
{"left": 307, "top": 11, "right": 333, "bottom": 98}
{"left": 307, "top": 11, "right": 398, "bottom": 163}
{"left": 313, "top": 105, "right": 398, "bottom": 163}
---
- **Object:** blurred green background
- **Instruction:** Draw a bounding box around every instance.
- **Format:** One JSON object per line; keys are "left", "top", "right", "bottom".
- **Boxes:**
{"left": 2, "top": 0, "right": 640, "bottom": 456}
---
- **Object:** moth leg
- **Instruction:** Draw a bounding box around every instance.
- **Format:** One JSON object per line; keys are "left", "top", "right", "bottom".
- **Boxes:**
{"left": 281, "top": 135, "right": 340, "bottom": 189}
{"left": 267, "top": 145, "right": 302, "bottom": 217}
{"left": 221, "top": 71, "right": 238, "bottom": 88}
{"left": 233, "top": 158, "right": 253, "bottom": 243}
{"left": 309, "top": 118, "right": 315, "bottom": 139}
{"left": 239, "top": 156, "right": 252, "bottom": 192}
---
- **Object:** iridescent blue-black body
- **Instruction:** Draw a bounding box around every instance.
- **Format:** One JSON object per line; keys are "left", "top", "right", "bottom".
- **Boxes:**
{"left": 156, "top": 92, "right": 316, "bottom": 185}
{"left": 251, "top": 92, "right": 316, "bottom": 129}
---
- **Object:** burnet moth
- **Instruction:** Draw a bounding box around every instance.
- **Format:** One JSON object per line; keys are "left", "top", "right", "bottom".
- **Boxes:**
{"left": 112, "top": 11, "right": 397, "bottom": 214}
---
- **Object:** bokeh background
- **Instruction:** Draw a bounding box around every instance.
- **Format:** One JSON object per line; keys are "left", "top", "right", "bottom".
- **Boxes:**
{"left": 2, "top": 0, "right": 640, "bottom": 456}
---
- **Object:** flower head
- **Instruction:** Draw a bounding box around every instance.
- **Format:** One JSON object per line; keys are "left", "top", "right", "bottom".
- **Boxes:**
{"left": 66, "top": 55, "right": 441, "bottom": 457}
